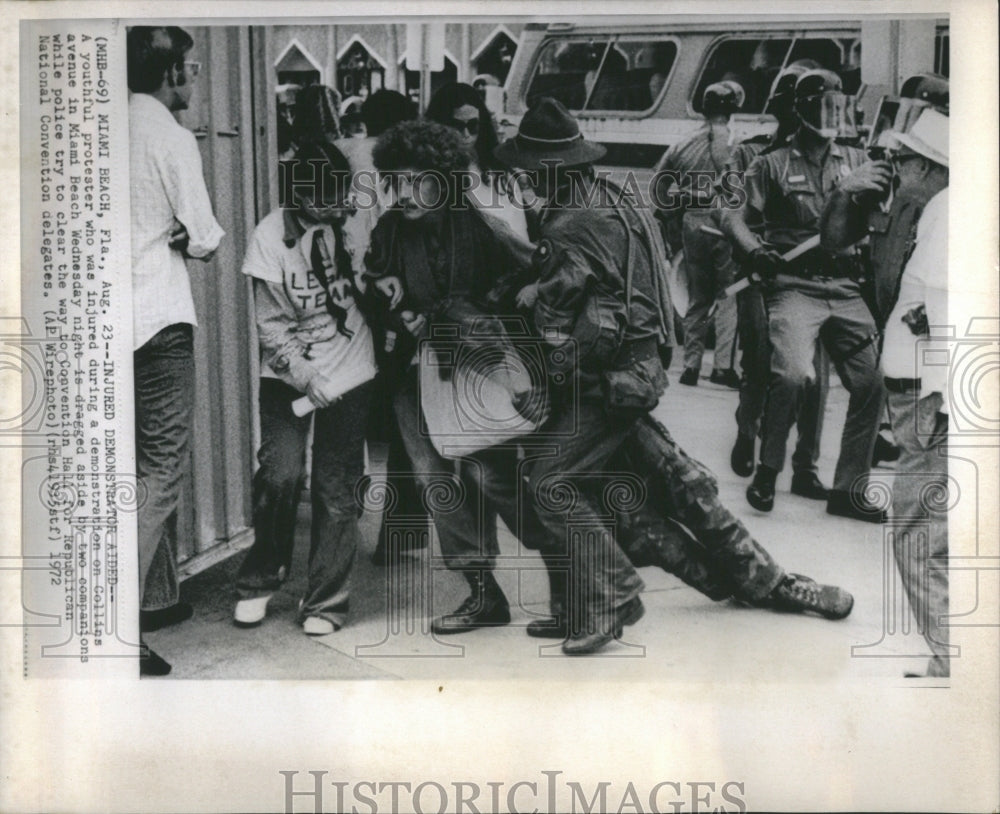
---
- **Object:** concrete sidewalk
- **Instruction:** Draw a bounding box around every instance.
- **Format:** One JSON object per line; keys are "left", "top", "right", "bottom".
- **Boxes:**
{"left": 145, "top": 357, "right": 937, "bottom": 681}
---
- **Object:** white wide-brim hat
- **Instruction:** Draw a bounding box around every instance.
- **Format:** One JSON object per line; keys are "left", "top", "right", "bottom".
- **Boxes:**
{"left": 892, "top": 107, "right": 949, "bottom": 168}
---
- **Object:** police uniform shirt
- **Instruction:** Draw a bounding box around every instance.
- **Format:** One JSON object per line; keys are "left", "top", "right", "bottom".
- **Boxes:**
{"left": 743, "top": 132, "right": 866, "bottom": 253}
{"left": 655, "top": 125, "right": 735, "bottom": 205}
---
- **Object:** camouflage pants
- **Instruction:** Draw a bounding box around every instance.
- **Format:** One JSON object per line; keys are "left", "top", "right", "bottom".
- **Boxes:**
{"left": 619, "top": 415, "right": 785, "bottom": 601}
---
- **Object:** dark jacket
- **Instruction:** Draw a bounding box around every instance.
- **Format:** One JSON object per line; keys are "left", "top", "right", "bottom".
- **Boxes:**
{"left": 533, "top": 184, "right": 670, "bottom": 406}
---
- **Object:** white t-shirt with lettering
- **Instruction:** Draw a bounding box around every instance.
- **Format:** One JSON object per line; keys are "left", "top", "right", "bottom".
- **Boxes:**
{"left": 241, "top": 209, "right": 375, "bottom": 387}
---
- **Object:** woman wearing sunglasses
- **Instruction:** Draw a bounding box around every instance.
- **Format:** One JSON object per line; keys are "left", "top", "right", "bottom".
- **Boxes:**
{"left": 425, "top": 83, "right": 537, "bottom": 281}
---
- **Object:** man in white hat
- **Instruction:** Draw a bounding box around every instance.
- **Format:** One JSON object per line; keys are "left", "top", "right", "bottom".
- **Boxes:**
{"left": 832, "top": 107, "right": 951, "bottom": 677}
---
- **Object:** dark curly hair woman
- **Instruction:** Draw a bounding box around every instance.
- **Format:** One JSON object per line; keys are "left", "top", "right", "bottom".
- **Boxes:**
{"left": 425, "top": 85, "right": 537, "bottom": 271}
{"left": 425, "top": 81, "right": 503, "bottom": 175}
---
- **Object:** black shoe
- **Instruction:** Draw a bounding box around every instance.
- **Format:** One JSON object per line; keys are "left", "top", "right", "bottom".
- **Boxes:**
{"left": 139, "top": 642, "right": 172, "bottom": 676}
{"left": 431, "top": 571, "right": 510, "bottom": 635}
{"left": 769, "top": 573, "right": 854, "bottom": 620}
{"left": 562, "top": 597, "right": 645, "bottom": 656}
{"left": 872, "top": 432, "right": 901, "bottom": 467}
{"left": 746, "top": 465, "right": 777, "bottom": 512}
{"left": 709, "top": 368, "right": 741, "bottom": 389}
{"left": 679, "top": 367, "right": 699, "bottom": 386}
{"left": 526, "top": 615, "right": 567, "bottom": 639}
{"left": 790, "top": 471, "right": 829, "bottom": 501}
{"left": 826, "top": 489, "right": 887, "bottom": 524}
{"left": 371, "top": 530, "right": 429, "bottom": 566}
{"left": 730, "top": 432, "right": 755, "bottom": 477}
{"left": 140, "top": 602, "right": 193, "bottom": 633}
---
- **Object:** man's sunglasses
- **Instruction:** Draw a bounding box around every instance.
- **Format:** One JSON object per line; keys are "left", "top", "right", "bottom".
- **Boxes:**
{"left": 891, "top": 151, "right": 923, "bottom": 168}
{"left": 448, "top": 117, "right": 479, "bottom": 136}
{"left": 183, "top": 60, "right": 201, "bottom": 78}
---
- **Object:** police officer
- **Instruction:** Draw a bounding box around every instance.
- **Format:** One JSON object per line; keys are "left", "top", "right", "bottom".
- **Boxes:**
{"left": 719, "top": 63, "right": 829, "bottom": 501}
{"left": 655, "top": 80, "right": 745, "bottom": 388}
{"left": 725, "top": 69, "right": 886, "bottom": 522}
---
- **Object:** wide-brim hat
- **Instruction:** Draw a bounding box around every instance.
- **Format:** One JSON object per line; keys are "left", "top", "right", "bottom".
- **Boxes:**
{"left": 891, "top": 107, "right": 948, "bottom": 167}
{"left": 494, "top": 97, "right": 606, "bottom": 169}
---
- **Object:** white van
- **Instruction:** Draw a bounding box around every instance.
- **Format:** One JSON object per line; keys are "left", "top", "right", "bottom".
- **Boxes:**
{"left": 500, "top": 18, "right": 949, "bottom": 169}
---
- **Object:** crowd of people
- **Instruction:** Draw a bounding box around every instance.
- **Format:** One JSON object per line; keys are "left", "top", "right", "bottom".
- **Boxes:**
{"left": 128, "top": 26, "right": 951, "bottom": 678}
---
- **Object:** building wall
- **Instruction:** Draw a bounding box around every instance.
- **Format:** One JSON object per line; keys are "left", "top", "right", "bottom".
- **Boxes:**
{"left": 272, "top": 23, "right": 525, "bottom": 96}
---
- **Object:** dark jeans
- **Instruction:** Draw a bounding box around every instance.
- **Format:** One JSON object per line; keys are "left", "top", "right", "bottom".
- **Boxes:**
{"left": 236, "top": 377, "right": 372, "bottom": 628}
{"left": 134, "top": 323, "right": 195, "bottom": 611}
{"left": 392, "top": 369, "right": 500, "bottom": 572}
{"left": 736, "top": 286, "right": 827, "bottom": 474}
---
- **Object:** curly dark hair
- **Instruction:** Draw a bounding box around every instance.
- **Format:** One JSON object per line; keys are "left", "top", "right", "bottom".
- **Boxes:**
{"left": 372, "top": 119, "right": 471, "bottom": 175}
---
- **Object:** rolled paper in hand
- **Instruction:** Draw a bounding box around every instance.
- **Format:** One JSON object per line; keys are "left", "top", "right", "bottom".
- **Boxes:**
{"left": 290, "top": 363, "right": 378, "bottom": 417}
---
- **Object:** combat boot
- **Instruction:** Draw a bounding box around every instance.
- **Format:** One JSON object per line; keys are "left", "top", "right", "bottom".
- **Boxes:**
{"left": 826, "top": 489, "right": 886, "bottom": 524}
{"left": 431, "top": 571, "right": 510, "bottom": 635}
{"left": 730, "top": 432, "right": 755, "bottom": 477}
{"left": 767, "top": 573, "right": 854, "bottom": 620}
{"left": 746, "top": 464, "right": 777, "bottom": 512}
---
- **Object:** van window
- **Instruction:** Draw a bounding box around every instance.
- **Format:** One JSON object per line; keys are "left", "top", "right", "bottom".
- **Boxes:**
{"left": 691, "top": 36, "right": 857, "bottom": 114}
{"left": 935, "top": 31, "right": 949, "bottom": 77}
{"left": 526, "top": 37, "right": 678, "bottom": 114}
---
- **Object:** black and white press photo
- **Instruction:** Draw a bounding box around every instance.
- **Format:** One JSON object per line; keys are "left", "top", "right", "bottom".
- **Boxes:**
{"left": 4, "top": 3, "right": 998, "bottom": 813}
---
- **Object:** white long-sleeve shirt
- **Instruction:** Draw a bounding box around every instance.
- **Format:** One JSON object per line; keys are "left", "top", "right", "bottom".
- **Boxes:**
{"left": 882, "top": 188, "right": 949, "bottom": 411}
{"left": 129, "top": 93, "right": 225, "bottom": 349}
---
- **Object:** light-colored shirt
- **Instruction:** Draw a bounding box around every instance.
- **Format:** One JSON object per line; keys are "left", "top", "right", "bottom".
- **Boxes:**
{"left": 654, "top": 123, "right": 735, "bottom": 205}
{"left": 241, "top": 209, "right": 375, "bottom": 394}
{"left": 465, "top": 166, "right": 531, "bottom": 244}
{"left": 742, "top": 132, "right": 865, "bottom": 253}
{"left": 129, "top": 93, "right": 225, "bottom": 350}
{"left": 882, "top": 188, "right": 949, "bottom": 411}
{"left": 334, "top": 136, "right": 385, "bottom": 275}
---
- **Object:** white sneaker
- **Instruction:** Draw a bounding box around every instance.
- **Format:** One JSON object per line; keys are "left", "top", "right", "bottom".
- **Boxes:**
{"left": 302, "top": 616, "right": 336, "bottom": 636}
{"left": 234, "top": 595, "right": 272, "bottom": 626}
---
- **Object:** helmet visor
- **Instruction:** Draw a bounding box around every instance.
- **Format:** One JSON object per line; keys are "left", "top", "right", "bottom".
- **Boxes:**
{"left": 798, "top": 91, "right": 857, "bottom": 139}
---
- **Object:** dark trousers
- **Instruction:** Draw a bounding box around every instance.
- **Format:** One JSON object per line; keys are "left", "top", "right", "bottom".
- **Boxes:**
{"left": 392, "top": 370, "right": 499, "bottom": 572}
{"left": 134, "top": 323, "right": 195, "bottom": 611}
{"left": 762, "top": 281, "right": 883, "bottom": 491}
{"left": 736, "top": 286, "right": 827, "bottom": 474}
{"left": 522, "top": 403, "right": 646, "bottom": 627}
{"left": 681, "top": 210, "right": 738, "bottom": 372}
{"left": 236, "top": 377, "right": 372, "bottom": 628}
